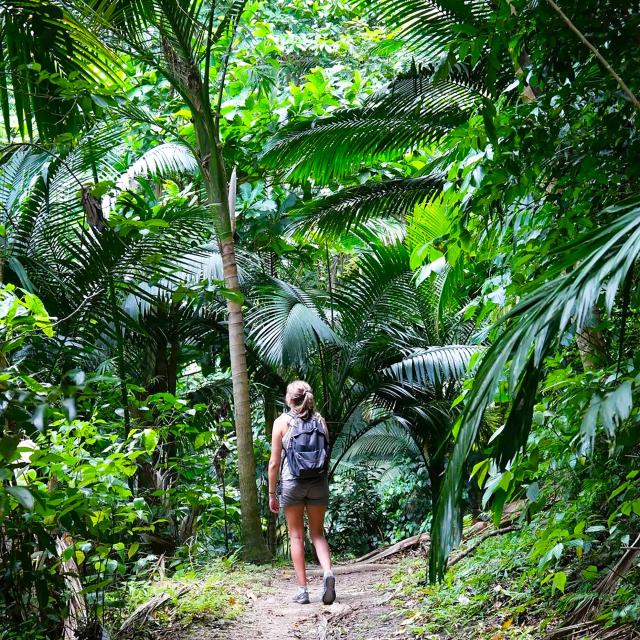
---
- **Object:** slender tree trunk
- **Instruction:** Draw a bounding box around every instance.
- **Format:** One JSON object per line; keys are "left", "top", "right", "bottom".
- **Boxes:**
{"left": 220, "top": 235, "right": 269, "bottom": 561}
{"left": 576, "top": 306, "right": 608, "bottom": 371}
{"left": 162, "top": 33, "right": 269, "bottom": 561}
{"left": 193, "top": 113, "right": 270, "bottom": 562}
{"left": 264, "top": 391, "right": 278, "bottom": 553}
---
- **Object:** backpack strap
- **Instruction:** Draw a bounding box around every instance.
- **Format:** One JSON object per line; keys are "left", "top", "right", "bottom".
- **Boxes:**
{"left": 280, "top": 411, "right": 298, "bottom": 475}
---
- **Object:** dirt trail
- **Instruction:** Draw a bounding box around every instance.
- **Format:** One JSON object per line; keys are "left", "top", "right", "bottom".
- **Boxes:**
{"left": 190, "top": 564, "right": 411, "bottom": 640}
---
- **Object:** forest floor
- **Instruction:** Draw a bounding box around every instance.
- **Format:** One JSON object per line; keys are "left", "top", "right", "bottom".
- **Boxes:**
{"left": 181, "top": 563, "right": 412, "bottom": 640}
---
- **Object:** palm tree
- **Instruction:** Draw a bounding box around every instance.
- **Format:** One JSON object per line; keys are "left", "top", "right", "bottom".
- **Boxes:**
{"left": 246, "top": 235, "right": 478, "bottom": 503}
{"left": 259, "top": 0, "right": 640, "bottom": 582}
{"left": 0, "top": 126, "right": 213, "bottom": 398}
{"left": 0, "top": 0, "right": 270, "bottom": 560}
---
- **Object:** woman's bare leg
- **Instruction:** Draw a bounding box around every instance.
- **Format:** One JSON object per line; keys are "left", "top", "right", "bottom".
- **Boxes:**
{"left": 307, "top": 504, "right": 332, "bottom": 572}
{"left": 285, "top": 504, "right": 307, "bottom": 587}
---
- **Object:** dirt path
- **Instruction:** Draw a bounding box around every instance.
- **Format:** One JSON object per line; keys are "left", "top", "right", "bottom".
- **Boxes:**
{"left": 190, "top": 564, "right": 411, "bottom": 640}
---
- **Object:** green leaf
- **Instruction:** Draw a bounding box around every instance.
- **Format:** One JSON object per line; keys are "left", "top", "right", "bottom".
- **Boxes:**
{"left": 552, "top": 571, "right": 567, "bottom": 593}
{"left": 219, "top": 287, "right": 245, "bottom": 305}
{"left": 0, "top": 436, "right": 21, "bottom": 461}
{"left": 142, "top": 429, "right": 159, "bottom": 454}
{"left": 581, "top": 565, "right": 598, "bottom": 581}
{"left": 7, "top": 486, "right": 34, "bottom": 510}
{"left": 526, "top": 482, "right": 540, "bottom": 503}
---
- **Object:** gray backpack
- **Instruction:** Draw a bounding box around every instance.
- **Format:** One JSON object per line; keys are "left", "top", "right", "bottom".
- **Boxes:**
{"left": 283, "top": 412, "right": 330, "bottom": 479}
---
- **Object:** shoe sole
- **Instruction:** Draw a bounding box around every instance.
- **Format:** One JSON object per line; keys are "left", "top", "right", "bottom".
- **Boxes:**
{"left": 322, "top": 576, "right": 336, "bottom": 605}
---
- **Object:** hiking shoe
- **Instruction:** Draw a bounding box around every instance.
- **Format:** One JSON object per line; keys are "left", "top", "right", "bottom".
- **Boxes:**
{"left": 322, "top": 572, "right": 336, "bottom": 605}
{"left": 292, "top": 588, "right": 310, "bottom": 605}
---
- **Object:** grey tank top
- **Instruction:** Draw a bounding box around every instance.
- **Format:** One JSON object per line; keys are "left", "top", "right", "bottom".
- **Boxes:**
{"left": 280, "top": 412, "right": 329, "bottom": 482}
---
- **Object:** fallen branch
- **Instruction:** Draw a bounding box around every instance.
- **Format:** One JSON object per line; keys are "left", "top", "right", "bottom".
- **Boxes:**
{"left": 546, "top": 532, "right": 640, "bottom": 638}
{"left": 448, "top": 526, "right": 517, "bottom": 568}
{"left": 349, "top": 520, "right": 490, "bottom": 566}
{"left": 116, "top": 585, "right": 190, "bottom": 638}
{"left": 350, "top": 533, "right": 430, "bottom": 565}
{"left": 348, "top": 502, "right": 524, "bottom": 567}
{"left": 546, "top": 620, "right": 640, "bottom": 639}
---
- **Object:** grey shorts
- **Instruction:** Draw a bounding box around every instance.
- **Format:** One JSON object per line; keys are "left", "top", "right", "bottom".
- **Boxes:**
{"left": 280, "top": 475, "right": 329, "bottom": 508}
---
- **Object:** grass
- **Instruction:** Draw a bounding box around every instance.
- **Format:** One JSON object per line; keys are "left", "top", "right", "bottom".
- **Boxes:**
{"left": 123, "top": 558, "right": 272, "bottom": 629}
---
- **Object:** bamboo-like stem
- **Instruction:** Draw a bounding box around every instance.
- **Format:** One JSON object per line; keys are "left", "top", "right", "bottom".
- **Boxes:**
{"left": 545, "top": 0, "right": 640, "bottom": 111}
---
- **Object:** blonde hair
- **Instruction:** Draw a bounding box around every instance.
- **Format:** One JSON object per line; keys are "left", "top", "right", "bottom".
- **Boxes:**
{"left": 285, "top": 380, "right": 315, "bottom": 420}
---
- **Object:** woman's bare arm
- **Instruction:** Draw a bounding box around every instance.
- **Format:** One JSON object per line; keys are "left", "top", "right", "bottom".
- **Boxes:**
{"left": 268, "top": 417, "right": 286, "bottom": 497}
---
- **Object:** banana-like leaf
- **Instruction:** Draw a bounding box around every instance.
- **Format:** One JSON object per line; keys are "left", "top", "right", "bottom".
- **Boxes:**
{"left": 430, "top": 196, "right": 640, "bottom": 582}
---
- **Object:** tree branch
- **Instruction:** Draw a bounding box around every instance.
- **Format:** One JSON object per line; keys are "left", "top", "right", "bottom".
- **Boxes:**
{"left": 545, "top": 0, "right": 640, "bottom": 112}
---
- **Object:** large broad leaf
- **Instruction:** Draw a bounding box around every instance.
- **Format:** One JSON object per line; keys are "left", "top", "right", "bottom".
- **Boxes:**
{"left": 429, "top": 196, "right": 640, "bottom": 582}
{"left": 7, "top": 486, "right": 34, "bottom": 510}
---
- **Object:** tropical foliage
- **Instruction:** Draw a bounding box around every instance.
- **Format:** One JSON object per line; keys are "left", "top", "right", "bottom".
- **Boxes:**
{"left": 1, "top": 0, "right": 640, "bottom": 638}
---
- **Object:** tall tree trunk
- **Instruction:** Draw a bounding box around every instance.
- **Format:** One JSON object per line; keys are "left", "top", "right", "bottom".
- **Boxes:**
{"left": 576, "top": 306, "right": 608, "bottom": 371}
{"left": 264, "top": 390, "right": 278, "bottom": 553}
{"left": 193, "top": 113, "right": 270, "bottom": 562}
{"left": 161, "top": 32, "right": 269, "bottom": 561}
{"left": 220, "top": 234, "right": 269, "bottom": 561}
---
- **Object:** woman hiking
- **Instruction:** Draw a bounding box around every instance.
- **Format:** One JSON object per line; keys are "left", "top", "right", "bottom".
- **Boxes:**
{"left": 268, "top": 380, "right": 336, "bottom": 605}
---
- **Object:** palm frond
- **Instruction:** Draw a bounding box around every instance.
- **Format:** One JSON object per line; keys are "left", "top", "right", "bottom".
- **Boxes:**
{"left": 430, "top": 196, "right": 640, "bottom": 582}
{"left": 337, "top": 421, "right": 423, "bottom": 479}
{"left": 289, "top": 175, "right": 444, "bottom": 239}
{"left": 334, "top": 240, "right": 418, "bottom": 341}
{"left": 0, "top": 1, "right": 120, "bottom": 139}
{"left": 363, "top": 0, "right": 492, "bottom": 59}
{"left": 385, "top": 345, "right": 479, "bottom": 387}
{"left": 246, "top": 278, "right": 338, "bottom": 367}
{"left": 262, "top": 65, "right": 482, "bottom": 184}
{"left": 115, "top": 142, "right": 198, "bottom": 192}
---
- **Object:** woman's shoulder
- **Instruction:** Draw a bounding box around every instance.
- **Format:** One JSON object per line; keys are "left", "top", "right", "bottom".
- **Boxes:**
{"left": 273, "top": 413, "right": 291, "bottom": 432}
